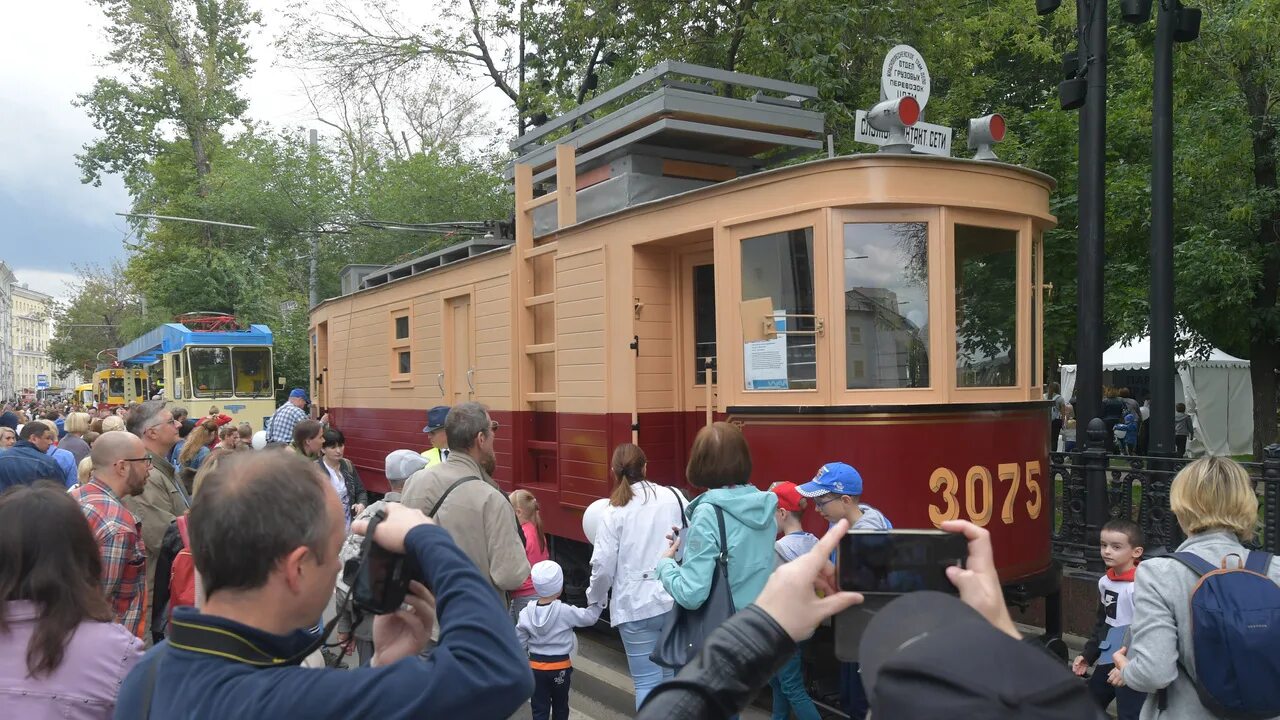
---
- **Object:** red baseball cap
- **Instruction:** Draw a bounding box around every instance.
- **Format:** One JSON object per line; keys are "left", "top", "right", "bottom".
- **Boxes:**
{"left": 770, "top": 481, "right": 805, "bottom": 513}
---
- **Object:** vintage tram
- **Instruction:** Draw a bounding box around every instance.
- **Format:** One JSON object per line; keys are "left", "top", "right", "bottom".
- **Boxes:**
{"left": 309, "top": 62, "right": 1057, "bottom": 607}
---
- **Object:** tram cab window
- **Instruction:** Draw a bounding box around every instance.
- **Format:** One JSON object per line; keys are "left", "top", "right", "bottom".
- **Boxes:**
{"left": 954, "top": 225, "right": 1019, "bottom": 387}
{"left": 108, "top": 377, "right": 125, "bottom": 397}
{"left": 740, "top": 228, "right": 816, "bottom": 390}
{"left": 233, "top": 347, "right": 274, "bottom": 397}
{"left": 188, "top": 347, "right": 234, "bottom": 397}
{"left": 842, "top": 222, "right": 930, "bottom": 389}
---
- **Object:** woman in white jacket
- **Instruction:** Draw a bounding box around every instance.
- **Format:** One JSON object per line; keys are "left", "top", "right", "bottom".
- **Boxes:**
{"left": 586, "top": 443, "right": 687, "bottom": 709}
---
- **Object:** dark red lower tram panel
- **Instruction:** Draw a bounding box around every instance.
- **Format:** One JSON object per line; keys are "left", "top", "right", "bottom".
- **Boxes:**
{"left": 325, "top": 404, "right": 1050, "bottom": 583}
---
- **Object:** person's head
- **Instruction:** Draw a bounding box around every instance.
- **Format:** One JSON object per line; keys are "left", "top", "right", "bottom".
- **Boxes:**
{"left": 320, "top": 427, "right": 345, "bottom": 464}
{"left": 291, "top": 420, "right": 324, "bottom": 458}
{"left": 189, "top": 451, "right": 343, "bottom": 627}
{"left": 609, "top": 443, "right": 648, "bottom": 507}
{"left": 84, "top": 430, "right": 101, "bottom": 446}
{"left": 686, "top": 422, "right": 752, "bottom": 489}
{"left": 1171, "top": 456, "right": 1258, "bottom": 542}
{"left": 191, "top": 447, "right": 235, "bottom": 498}
{"left": 509, "top": 489, "right": 547, "bottom": 554}
{"left": 384, "top": 449, "right": 428, "bottom": 492}
{"left": 288, "top": 388, "right": 308, "bottom": 408}
{"left": 0, "top": 482, "right": 113, "bottom": 677}
{"left": 44, "top": 411, "right": 60, "bottom": 422}
{"left": 530, "top": 560, "right": 563, "bottom": 601}
{"left": 19, "top": 421, "right": 54, "bottom": 453}
{"left": 422, "top": 405, "right": 450, "bottom": 449}
{"left": 444, "top": 402, "right": 497, "bottom": 474}
{"left": 180, "top": 419, "right": 219, "bottom": 466}
{"left": 769, "top": 481, "right": 808, "bottom": 530}
{"left": 238, "top": 422, "right": 253, "bottom": 441}
{"left": 1120, "top": 387, "right": 1131, "bottom": 399}
{"left": 127, "top": 400, "right": 180, "bottom": 453}
{"left": 1099, "top": 518, "right": 1145, "bottom": 572}
{"left": 218, "top": 424, "right": 241, "bottom": 449}
{"left": 100, "top": 415, "right": 125, "bottom": 433}
{"left": 63, "top": 412, "right": 90, "bottom": 436}
{"left": 178, "top": 419, "right": 196, "bottom": 439}
{"left": 1048, "top": 382, "right": 1060, "bottom": 395}
{"left": 76, "top": 456, "right": 93, "bottom": 485}
{"left": 797, "top": 462, "right": 865, "bottom": 523}
{"left": 209, "top": 405, "right": 220, "bottom": 416}
{"left": 171, "top": 407, "right": 188, "bottom": 424}
{"left": 0, "top": 427, "right": 15, "bottom": 449}
{"left": 114, "top": 406, "right": 128, "bottom": 418}
{"left": 90, "top": 430, "right": 150, "bottom": 497}
{"left": 1176, "top": 402, "right": 1186, "bottom": 413}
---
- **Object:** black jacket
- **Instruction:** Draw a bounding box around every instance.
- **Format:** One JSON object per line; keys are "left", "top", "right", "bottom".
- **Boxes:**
{"left": 151, "top": 519, "right": 187, "bottom": 644}
{"left": 638, "top": 605, "right": 794, "bottom": 719}
{"left": 317, "top": 458, "right": 368, "bottom": 517}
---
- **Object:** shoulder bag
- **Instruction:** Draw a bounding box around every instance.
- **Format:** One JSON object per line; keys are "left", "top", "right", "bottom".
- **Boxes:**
{"left": 650, "top": 505, "right": 736, "bottom": 669}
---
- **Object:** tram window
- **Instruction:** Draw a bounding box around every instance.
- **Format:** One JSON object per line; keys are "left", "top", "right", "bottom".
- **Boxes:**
{"left": 693, "top": 264, "right": 717, "bottom": 385}
{"left": 134, "top": 377, "right": 145, "bottom": 399}
{"left": 394, "top": 316, "right": 409, "bottom": 340}
{"left": 954, "top": 225, "right": 1018, "bottom": 387}
{"left": 233, "top": 347, "right": 274, "bottom": 397}
{"left": 188, "top": 347, "right": 235, "bottom": 398}
{"left": 740, "top": 228, "right": 816, "bottom": 391}
{"left": 842, "top": 222, "right": 930, "bottom": 390}
{"left": 108, "top": 378, "right": 125, "bottom": 397}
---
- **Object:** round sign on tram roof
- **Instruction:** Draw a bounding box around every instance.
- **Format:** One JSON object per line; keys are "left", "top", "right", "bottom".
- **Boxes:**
{"left": 881, "top": 45, "right": 931, "bottom": 110}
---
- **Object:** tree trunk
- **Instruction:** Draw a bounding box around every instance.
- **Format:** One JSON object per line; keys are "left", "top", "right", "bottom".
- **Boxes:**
{"left": 1251, "top": 343, "right": 1279, "bottom": 459}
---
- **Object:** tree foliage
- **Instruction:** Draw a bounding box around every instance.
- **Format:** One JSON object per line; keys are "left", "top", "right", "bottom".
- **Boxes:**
{"left": 48, "top": 262, "right": 155, "bottom": 377}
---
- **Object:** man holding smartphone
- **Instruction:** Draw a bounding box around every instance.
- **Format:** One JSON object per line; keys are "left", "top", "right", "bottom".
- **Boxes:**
{"left": 796, "top": 462, "right": 891, "bottom": 720}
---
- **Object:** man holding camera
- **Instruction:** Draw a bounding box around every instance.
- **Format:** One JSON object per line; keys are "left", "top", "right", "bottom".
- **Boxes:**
{"left": 114, "top": 450, "right": 533, "bottom": 719}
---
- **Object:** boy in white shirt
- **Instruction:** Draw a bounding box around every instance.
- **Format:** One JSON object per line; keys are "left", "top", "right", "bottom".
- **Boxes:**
{"left": 1072, "top": 518, "right": 1145, "bottom": 719}
{"left": 516, "top": 560, "right": 603, "bottom": 720}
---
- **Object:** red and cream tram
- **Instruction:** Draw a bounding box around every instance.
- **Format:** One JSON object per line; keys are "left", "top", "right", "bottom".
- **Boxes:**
{"left": 309, "top": 62, "right": 1056, "bottom": 603}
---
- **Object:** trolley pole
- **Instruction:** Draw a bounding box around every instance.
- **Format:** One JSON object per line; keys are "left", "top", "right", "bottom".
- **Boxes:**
{"left": 1148, "top": 0, "right": 1176, "bottom": 458}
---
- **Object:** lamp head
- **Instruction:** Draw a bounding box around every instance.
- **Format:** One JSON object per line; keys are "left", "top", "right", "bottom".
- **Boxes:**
{"left": 1059, "top": 77, "right": 1087, "bottom": 111}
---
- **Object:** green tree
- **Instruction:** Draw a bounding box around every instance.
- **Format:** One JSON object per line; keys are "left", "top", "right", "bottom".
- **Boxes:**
{"left": 48, "top": 262, "right": 157, "bottom": 377}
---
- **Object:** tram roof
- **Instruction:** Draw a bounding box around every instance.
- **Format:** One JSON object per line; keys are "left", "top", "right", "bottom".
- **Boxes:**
{"left": 117, "top": 323, "right": 273, "bottom": 365}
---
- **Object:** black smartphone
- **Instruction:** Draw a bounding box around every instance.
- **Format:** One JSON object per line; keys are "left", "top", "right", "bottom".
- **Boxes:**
{"left": 837, "top": 530, "right": 968, "bottom": 595}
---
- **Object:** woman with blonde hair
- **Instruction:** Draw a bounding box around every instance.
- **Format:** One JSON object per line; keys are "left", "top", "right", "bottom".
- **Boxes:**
{"left": 100, "top": 416, "right": 125, "bottom": 433}
{"left": 508, "top": 489, "right": 549, "bottom": 623}
{"left": 1110, "top": 457, "right": 1280, "bottom": 719}
{"left": 584, "top": 443, "right": 687, "bottom": 707}
{"left": 59, "top": 412, "right": 92, "bottom": 466}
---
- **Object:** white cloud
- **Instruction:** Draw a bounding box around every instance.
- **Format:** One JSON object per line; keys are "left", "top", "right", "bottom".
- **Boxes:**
{"left": 10, "top": 268, "right": 80, "bottom": 303}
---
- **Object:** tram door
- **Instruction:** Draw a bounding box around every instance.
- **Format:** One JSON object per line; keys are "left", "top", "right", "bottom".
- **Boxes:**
{"left": 445, "top": 294, "right": 473, "bottom": 404}
{"left": 680, "top": 251, "right": 718, "bottom": 421}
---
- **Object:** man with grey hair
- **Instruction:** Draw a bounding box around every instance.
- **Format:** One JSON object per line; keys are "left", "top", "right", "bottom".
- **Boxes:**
{"left": 125, "top": 400, "right": 190, "bottom": 643}
{"left": 402, "top": 402, "right": 529, "bottom": 605}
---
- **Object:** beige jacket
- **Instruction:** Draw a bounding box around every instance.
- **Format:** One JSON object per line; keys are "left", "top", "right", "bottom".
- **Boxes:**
{"left": 400, "top": 452, "right": 530, "bottom": 601}
{"left": 123, "top": 450, "right": 190, "bottom": 641}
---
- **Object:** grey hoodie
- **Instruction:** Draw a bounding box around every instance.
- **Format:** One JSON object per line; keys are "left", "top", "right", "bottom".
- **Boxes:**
{"left": 515, "top": 599, "right": 603, "bottom": 658}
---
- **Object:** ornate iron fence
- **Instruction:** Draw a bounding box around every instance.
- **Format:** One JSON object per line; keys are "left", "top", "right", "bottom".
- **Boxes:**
{"left": 1050, "top": 419, "right": 1280, "bottom": 573}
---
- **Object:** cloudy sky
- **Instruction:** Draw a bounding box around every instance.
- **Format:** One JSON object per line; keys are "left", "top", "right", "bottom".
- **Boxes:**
{"left": 0, "top": 0, "right": 508, "bottom": 301}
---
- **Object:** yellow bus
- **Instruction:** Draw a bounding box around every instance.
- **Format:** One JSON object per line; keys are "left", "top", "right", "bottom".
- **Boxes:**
{"left": 90, "top": 366, "right": 149, "bottom": 407}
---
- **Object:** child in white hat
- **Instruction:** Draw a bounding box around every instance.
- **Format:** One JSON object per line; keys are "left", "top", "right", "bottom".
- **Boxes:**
{"left": 515, "top": 560, "right": 602, "bottom": 720}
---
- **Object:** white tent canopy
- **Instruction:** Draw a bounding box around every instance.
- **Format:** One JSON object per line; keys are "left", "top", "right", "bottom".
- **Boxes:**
{"left": 1060, "top": 336, "right": 1252, "bottom": 456}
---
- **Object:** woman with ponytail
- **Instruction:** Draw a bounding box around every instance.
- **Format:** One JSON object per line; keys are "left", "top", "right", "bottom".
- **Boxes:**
{"left": 585, "top": 443, "right": 688, "bottom": 708}
{"left": 508, "top": 489, "right": 549, "bottom": 622}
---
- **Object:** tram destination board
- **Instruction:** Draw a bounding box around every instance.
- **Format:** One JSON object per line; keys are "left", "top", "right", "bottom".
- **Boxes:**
{"left": 855, "top": 110, "right": 953, "bottom": 157}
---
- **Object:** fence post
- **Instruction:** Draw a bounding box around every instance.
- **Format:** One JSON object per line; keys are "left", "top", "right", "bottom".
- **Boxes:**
{"left": 1264, "top": 444, "right": 1280, "bottom": 554}
{"left": 1083, "top": 418, "right": 1109, "bottom": 573}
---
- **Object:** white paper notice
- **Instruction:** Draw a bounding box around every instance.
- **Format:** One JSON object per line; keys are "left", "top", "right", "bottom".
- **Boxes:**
{"left": 745, "top": 312, "right": 789, "bottom": 390}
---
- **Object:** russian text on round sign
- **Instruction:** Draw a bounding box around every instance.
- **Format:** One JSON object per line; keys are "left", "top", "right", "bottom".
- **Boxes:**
{"left": 880, "top": 44, "right": 931, "bottom": 110}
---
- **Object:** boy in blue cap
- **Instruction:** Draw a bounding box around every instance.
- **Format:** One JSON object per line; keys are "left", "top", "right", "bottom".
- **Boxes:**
{"left": 796, "top": 462, "right": 891, "bottom": 720}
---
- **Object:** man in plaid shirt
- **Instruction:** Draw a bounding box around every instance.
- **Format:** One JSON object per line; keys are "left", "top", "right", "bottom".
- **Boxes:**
{"left": 69, "top": 431, "right": 152, "bottom": 639}
{"left": 266, "top": 388, "right": 310, "bottom": 444}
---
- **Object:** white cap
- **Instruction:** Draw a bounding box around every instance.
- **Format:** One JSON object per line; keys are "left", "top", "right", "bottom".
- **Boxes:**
{"left": 531, "top": 560, "right": 563, "bottom": 598}
{"left": 385, "top": 449, "right": 428, "bottom": 483}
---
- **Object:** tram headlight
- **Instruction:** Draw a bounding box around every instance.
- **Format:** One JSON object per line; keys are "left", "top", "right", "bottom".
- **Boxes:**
{"left": 968, "top": 114, "right": 1006, "bottom": 161}
{"left": 867, "top": 96, "right": 920, "bottom": 155}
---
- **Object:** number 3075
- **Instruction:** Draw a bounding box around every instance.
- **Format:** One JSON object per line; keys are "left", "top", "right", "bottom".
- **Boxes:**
{"left": 928, "top": 461, "right": 1043, "bottom": 527}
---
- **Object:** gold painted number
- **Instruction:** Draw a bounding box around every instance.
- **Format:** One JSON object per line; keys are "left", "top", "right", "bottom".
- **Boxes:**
{"left": 997, "top": 463, "right": 1022, "bottom": 525}
{"left": 928, "top": 467, "right": 960, "bottom": 525}
{"left": 1025, "top": 460, "right": 1043, "bottom": 520}
{"left": 965, "top": 466, "right": 994, "bottom": 527}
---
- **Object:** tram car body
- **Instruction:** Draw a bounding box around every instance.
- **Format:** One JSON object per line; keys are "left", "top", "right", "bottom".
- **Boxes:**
{"left": 310, "top": 63, "right": 1057, "bottom": 597}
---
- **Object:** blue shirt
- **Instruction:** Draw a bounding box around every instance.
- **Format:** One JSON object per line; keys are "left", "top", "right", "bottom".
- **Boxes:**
{"left": 46, "top": 444, "right": 78, "bottom": 487}
{"left": 113, "top": 524, "right": 533, "bottom": 720}
{"left": 0, "top": 440, "right": 64, "bottom": 492}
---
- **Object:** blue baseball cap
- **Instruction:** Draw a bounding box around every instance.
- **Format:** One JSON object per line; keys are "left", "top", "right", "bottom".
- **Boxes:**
{"left": 288, "top": 388, "right": 308, "bottom": 401}
{"left": 797, "top": 462, "right": 863, "bottom": 498}
{"left": 422, "top": 405, "right": 450, "bottom": 433}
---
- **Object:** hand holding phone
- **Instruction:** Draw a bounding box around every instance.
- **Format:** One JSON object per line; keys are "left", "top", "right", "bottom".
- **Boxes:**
{"left": 661, "top": 525, "right": 681, "bottom": 560}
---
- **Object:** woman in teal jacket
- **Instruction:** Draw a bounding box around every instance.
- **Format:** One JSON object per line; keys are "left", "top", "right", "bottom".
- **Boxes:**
{"left": 657, "top": 422, "right": 778, "bottom": 612}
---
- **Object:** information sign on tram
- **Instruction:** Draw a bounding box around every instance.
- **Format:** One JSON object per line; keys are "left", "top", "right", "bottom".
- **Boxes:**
{"left": 881, "top": 45, "right": 931, "bottom": 109}
{"left": 855, "top": 110, "right": 953, "bottom": 157}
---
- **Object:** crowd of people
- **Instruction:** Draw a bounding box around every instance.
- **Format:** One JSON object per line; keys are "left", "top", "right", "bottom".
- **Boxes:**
{"left": 0, "top": 393, "right": 1274, "bottom": 719}
{"left": 1046, "top": 382, "right": 1196, "bottom": 457}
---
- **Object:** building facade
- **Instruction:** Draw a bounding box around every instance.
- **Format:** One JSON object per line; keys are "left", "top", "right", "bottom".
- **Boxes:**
{"left": 11, "top": 284, "right": 54, "bottom": 399}
{"left": 0, "top": 263, "right": 14, "bottom": 401}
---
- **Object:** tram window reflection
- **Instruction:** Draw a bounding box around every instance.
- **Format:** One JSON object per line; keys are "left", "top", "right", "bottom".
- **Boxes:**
{"left": 233, "top": 347, "right": 274, "bottom": 398}
{"left": 188, "top": 347, "right": 234, "bottom": 397}
{"left": 843, "top": 222, "right": 930, "bottom": 390}
{"left": 740, "top": 228, "right": 817, "bottom": 391}
{"left": 954, "top": 225, "right": 1018, "bottom": 387}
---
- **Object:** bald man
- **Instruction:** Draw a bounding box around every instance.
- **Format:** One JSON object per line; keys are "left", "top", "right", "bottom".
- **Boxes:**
{"left": 69, "top": 431, "right": 151, "bottom": 639}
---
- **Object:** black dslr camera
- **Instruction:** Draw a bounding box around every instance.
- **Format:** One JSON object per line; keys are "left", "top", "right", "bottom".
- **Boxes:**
{"left": 343, "top": 509, "right": 420, "bottom": 615}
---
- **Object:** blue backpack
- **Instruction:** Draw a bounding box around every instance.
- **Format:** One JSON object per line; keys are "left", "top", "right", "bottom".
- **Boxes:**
{"left": 1166, "top": 551, "right": 1280, "bottom": 719}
